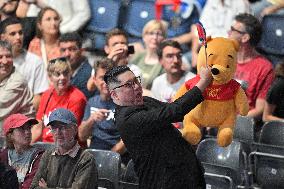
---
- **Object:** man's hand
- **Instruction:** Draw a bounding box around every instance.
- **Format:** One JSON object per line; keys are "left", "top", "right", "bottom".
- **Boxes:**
{"left": 107, "top": 44, "right": 128, "bottom": 63}
{"left": 196, "top": 66, "right": 213, "bottom": 92}
{"left": 39, "top": 178, "right": 47, "bottom": 188}
{"left": 90, "top": 109, "right": 110, "bottom": 122}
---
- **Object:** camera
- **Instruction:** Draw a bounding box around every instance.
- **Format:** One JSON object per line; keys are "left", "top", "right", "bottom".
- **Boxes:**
{"left": 127, "top": 45, "right": 135, "bottom": 55}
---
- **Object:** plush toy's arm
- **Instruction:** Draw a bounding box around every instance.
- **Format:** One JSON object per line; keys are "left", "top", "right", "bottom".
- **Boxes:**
{"left": 235, "top": 88, "right": 249, "bottom": 116}
{"left": 173, "top": 84, "right": 188, "bottom": 102}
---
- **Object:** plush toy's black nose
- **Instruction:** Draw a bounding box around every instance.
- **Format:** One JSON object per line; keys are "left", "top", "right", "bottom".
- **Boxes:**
{"left": 211, "top": 68, "right": 220, "bottom": 75}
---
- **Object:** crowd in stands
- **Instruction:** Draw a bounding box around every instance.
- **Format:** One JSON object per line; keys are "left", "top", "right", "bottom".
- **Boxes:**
{"left": 0, "top": 0, "right": 284, "bottom": 188}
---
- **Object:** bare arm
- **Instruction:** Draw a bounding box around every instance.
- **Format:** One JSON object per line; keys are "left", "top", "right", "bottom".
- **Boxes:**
{"left": 33, "top": 94, "right": 41, "bottom": 111}
{"left": 111, "top": 139, "right": 126, "bottom": 154}
{"left": 247, "top": 98, "right": 265, "bottom": 120}
{"left": 31, "top": 121, "right": 43, "bottom": 143}
{"left": 78, "top": 109, "right": 109, "bottom": 141}
{"left": 262, "top": 101, "right": 284, "bottom": 122}
{"left": 86, "top": 75, "right": 96, "bottom": 92}
{"left": 171, "top": 32, "right": 193, "bottom": 44}
{"left": 16, "top": 0, "right": 30, "bottom": 17}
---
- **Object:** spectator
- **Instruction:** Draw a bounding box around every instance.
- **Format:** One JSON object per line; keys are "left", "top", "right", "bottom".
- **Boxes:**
{"left": 59, "top": 32, "right": 95, "bottom": 99}
{"left": 191, "top": 0, "right": 250, "bottom": 69}
{"left": 28, "top": 7, "right": 61, "bottom": 66}
{"left": 30, "top": 108, "right": 98, "bottom": 189}
{"left": 0, "top": 0, "right": 36, "bottom": 48}
{"left": 0, "top": 17, "right": 49, "bottom": 110}
{"left": 104, "top": 65, "right": 212, "bottom": 188}
{"left": 228, "top": 13, "right": 274, "bottom": 123}
{"left": 32, "top": 57, "right": 86, "bottom": 144}
{"left": 0, "top": 40, "right": 34, "bottom": 132}
{"left": 87, "top": 28, "right": 141, "bottom": 93}
{"left": 0, "top": 113, "right": 44, "bottom": 189}
{"left": 263, "top": 62, "right": 284, "bottom": 122}
{"left": 129, "top": 19, "right": 167, "bottom": 89}
{"left": 151, "top": 40, "right": 195, "bottom": 102}
{"left": 0, "top": 161, "right": 19, "bottom": 189}
{"left": 79, "top": 58, "right": 129, "bottom": 164}
{"left": 16, "top": 0, "right": 90, "bottom": 34}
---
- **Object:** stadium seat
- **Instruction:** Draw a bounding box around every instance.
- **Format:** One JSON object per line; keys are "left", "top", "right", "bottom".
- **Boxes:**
{"left": 119, "top": 159, "right": 139, "bottom": 189}
{"left": 233, "top": 115, "right": 255, "bottom": 153}
{"left": 122, "top": 0, "right": 156, "bottom": 38}
{"left": 85, "top": 0, "right": 122, "bottom": 50}
{"left": 161, "top": 0, "right": 200, "bottom": 38}
{"left": 196, "top": 138, "right": 247, "bottom": 189}
{"left": 249, "top": 121, "right": 284, "bottom": 188}
{"left": 257, "top": 14, "right": 284, "bottom": 66}
{"left": 87, "top": 149, "right": 121, "bottom": 189}
{"left": 87, "top": 0, "right": 122, "bottom": 32}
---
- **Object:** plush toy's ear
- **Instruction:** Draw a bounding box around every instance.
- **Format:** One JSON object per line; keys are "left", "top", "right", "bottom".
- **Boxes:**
{"left": 206, "top": 36, "right": 212, "bottom": 43}
{"left": 231, "top": 39, "right": 240, "bottom": 52}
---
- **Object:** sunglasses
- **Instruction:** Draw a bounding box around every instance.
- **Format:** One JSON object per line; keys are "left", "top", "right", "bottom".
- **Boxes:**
{"left": 230, "top": 26, "right": 247, "bottom": 34}
{"left": 49, "top": 57, "right": 67, "bottom": 64}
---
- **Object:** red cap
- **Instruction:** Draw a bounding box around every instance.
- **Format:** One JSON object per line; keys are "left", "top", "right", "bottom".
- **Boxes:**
{"left": 3, "top": 114, "right": 38, "bottom": 136}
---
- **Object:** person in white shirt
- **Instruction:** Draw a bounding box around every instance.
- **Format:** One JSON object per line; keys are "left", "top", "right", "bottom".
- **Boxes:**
{"left": 151, "top": 40, "right": 195, "bottom": 102}
{"left": 0, "top": 17, "right": 49, "bottom": 110}
{"left": 16, "top": 0, "right": 91, "bottom": 34}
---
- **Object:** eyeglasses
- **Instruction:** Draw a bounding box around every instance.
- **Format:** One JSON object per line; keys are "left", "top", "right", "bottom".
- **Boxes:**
{"left": 230, "top": 26, "right": 247, "bottom": 34}
{"left": 112, "top": 76, "right": 141, "bottom": 90}
{"left": 146, "top": 31, "right": 164, "bottom": 37}
{"left": 164, "top": 52, "right": 183, "bottom": 60}
{"left": 49, "top": 57, "right": 67, "bottom": 64}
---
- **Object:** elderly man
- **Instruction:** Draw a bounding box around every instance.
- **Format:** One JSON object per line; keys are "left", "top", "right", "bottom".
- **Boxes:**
{"left": 30, "top": 108, "right": 98, "bottom": 189}
{"left": 0, "top": 40, "right": 34, "bottom": 133}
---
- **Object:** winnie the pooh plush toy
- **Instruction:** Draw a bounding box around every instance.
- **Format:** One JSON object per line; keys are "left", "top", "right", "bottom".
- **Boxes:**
{"left": 174, "top": 37, "right": 249, "bottom": 147}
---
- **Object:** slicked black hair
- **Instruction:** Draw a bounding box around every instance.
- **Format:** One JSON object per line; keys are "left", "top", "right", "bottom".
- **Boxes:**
{"left": 104, "top": 65, "right": 131, "bottom": 85}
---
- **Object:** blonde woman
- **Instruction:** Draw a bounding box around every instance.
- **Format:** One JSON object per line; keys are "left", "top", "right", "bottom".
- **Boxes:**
{"left": 129, "top": 19, "right": 167, "bottom": 89}
{"left": 32, "top": 57, "right": 86, "bottom": 144}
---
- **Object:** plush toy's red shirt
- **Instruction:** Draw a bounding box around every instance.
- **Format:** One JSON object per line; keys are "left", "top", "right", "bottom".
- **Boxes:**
{"left": 185, "top": 75, "right": 241, "bottom": 100}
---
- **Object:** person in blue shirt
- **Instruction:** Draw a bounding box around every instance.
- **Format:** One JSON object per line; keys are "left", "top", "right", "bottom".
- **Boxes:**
{"left": 79, "top": 58, "right": 129, "bottom": 163}
{"left": 59, "top": 32, "right": 95, "bottom": 99}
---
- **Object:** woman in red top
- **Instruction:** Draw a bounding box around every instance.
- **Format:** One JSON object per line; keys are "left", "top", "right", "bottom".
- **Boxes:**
{"left": 33, "top": 57, "right": 86, "bottom": 144}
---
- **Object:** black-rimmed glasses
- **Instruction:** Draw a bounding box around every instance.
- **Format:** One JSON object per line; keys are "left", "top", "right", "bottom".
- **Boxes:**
{"left": 49, "top": 57, "right": 67, "bottom": 64}
{"left": 230, "top": 26, "right": 247, "bottom": 34}
{"left": 112, "top": 76, "right": 141, "bottom": 90}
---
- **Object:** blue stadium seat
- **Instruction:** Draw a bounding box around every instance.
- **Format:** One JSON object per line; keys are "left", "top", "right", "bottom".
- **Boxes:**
{"left": 161, "top": 1, "right": 200, "bottom": 38}
{"left": 87, "top": 0, "right": 122, "bottom": 32}
{"left": 249, "top": 121, "right": 284, "bottom": 188}
{"left": 196, "top": 138, "right": 248, "bottom": 189}
{"left": 257, "top": 14, "right": 284, "bottom": 65}
{"left": 122, "top": 0, "right": 156, "bottom": 38}
{"left": 85, "top": 0, "right": 122, "bottom": 50}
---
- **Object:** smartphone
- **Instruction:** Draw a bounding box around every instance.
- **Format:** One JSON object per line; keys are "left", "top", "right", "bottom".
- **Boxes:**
{"left": 127, "top": 45, "right": 135, "bottom": 55}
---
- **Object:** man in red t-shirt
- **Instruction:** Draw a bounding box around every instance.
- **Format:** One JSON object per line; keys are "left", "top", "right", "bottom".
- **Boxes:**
{"left": 228, "top": 13, "right": 274, "bottom": 121}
